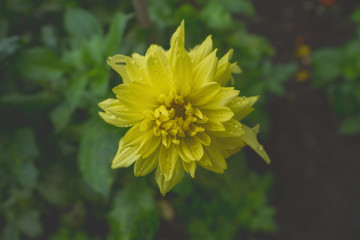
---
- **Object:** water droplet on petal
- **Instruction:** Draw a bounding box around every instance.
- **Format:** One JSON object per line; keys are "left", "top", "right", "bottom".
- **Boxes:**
{"left": 257, "top": 145, "right": 263, "bottom": 151}
{"left": 108, "top": 114, "right": 116, "bottom": 119}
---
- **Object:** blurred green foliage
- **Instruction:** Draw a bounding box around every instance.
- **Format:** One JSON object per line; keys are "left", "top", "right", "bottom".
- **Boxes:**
{"left": 0, "top": 0, "right": 292, "bottom": 239}
{"left": 312, "top": 7, "right": 360, "bottom": 135}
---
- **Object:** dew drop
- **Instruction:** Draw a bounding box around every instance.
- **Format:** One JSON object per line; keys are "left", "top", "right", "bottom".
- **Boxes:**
{"left": 108, "top": 114, "right": 116, "bottom": 119}
{"left": 257, "top": 145, "right": 264, "bottom": 151}
{"left": 234, "top": 124, "right": 239, "bottom": 128}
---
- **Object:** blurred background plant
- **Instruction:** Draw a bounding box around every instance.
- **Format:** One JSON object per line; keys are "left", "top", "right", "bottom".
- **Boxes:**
{"left": 312, "top": 7, "right": 360, "bottom": 135}
{"left": 0, "top": 0, "right": 300, "bottom": 239}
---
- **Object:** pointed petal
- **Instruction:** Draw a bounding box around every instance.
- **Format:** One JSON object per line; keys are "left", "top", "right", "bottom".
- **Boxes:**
{"left": 159, "top": 144, "right": 179, "bottom": 181}
{"left": 201, "top": 120, "right": 225, "bottom": 132}
{"left": 134, "top": 147, "right": 160, "bottom": 176}
{"left": 186, "top": 82, "right": 220, "bottom": 106}
{"left": 168, "top": 21, "right": 193, "bottom": 91}
{"left": 170, "top": 20, "right": 185, "bottom": 49}
{"left": 198, "top": 141, "right": 227, "bottom": 173}
{"left": 201, "top": 87, "right": 239, "bottom": 109}
{"left": 240, "top": 124, "right": 271, "bottom": 164}
{"left": 210, "top": 118, "right": 244, "bottom": 138}
{"left": 192, "top": 49, "right": 218, "bottom": 89}
{"left": 216, "top": 136, "right": 246, "bottom": 158}
{"left": 146, "top": 45, "right": 172, "bottom": 93}
{"left": 189, "top": 35, "right": 213, "bottom": 65}
{"left": 107, "top": 54, "right": 131, "bottom": 83}
{"left": 214, "top": 49, "right": 241, "bottom": 86}
{"left": 194, "top": 132, "right": 211, "bottom": 146}
{"left": 178, "top": 137, "right": 204, "bottom": 162}
{"left": 182, "top": 161, "right": 197, "bottom": 178}
{"left": 98, "top": 98, "right": 144, "bottom": 126}
{"left": 112, "top": 139, "right": 141, "bottom": 168}
{"left": 112, "top": 81, "right": 158, "bottom": 110}
{"left": 202, "top": 107, "right": 234, "bottom": 123}
{"left": 227, "top": 96, "right": 259, "bottom": 120}
{"left": 156, "top": 157, "right": 184, "bottom": 196}
{"left": 125, "top": 53, "right": 148, "bottom": 83}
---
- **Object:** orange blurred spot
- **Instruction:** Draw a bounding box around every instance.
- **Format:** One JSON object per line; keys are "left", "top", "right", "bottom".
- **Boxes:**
{"left": 296, "top": 69, "right": 310, "bottom": 82}
{"left": 295, "top": 36, "right": 305, "bottom": 46}
{"left": 319, "top": 0, "right": 335, "bottom": 7}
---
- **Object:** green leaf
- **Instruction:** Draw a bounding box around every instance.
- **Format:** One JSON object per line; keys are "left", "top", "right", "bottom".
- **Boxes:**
{"left": 18, "top": 47, "right": 67, "bottom": 82}
{"left": 64, "top": 8, "right": 103, "bottom": 46}
{"left": 50, "top": 74, "right": 88, "bottom": 131}
{"left": 312, "top": 48, "right": 343, "bottom": 87}
{"left": 200, "top": 2, "right": 232, "bottom": 30}
{"left": 16, "top": 160, "right": 38, "bottom": 188}
{"left": 1, "top": 222, "right": 20, "bottom": 240}
{"left": 1, "top": 91, "right": 59, "bottom": 107}
{"left": 78, "top": 119, "right": 125, "bottom": 197}
{"left": 41, "top": 25, "right": 58, "bottom": 48}
{"left": 220, "top": 0, "right": 255, "bottom": 16}
{"left": 105, "top": 12, "right": 132, "bottom": 56}
{"left": 108, "top": 181, "right": 159, "bottom": 240}
{"left": 83, "top": 35, "right": 105, "bottom": 65}
{"left": 265, "top": 62, "right": 298, "bottom": 96}
{"left": 351, "top": 7, "right": 360, "bottom": 26}
{"left": 11, "top": 128, "right": 39, "bottom": 188}
{"left": 340, "top": 115, "right": 360, "bottom": 135}
{"left": 18, "top": 210, "right": 43, "bottom": 238}
{"left": 0, "top": 36, "right": 21, "bottom": 61}
{"left": 89, "top": 66, "right": 109, "bottom": 97}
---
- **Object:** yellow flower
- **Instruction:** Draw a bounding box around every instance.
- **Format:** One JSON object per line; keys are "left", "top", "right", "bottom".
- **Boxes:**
{"left": 98, "top": 21, "right": 270, "bottom": 195}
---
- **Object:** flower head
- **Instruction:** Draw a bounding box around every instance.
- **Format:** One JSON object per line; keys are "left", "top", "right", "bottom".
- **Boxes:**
{"left": 99, "top": 21, "right": 270, "bottom": 195}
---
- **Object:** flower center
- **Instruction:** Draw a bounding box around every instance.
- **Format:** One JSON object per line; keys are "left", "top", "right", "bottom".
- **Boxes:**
{"left": 141, "top": 91, "right": 208, "bottom": 147}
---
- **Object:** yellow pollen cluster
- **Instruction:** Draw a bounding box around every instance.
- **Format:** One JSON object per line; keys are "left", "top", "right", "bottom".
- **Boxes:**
{"left": 140, "top": 91, "right": 208, "bottom": 148}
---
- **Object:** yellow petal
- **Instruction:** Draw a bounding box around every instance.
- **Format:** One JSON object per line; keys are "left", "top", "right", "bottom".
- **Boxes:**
{"left": 201, "top": 87, "right": 239, "bottom": 110}
{"left": 138, "top": 130, "right": 161, "bottom": 158}
{"left": 146, "top": 45, "right": 172, "bottom": 93}
{"left": 170, "top": 20, "right": 185, "bottom": 50}
{"left": 189, "top": 35, "right": 213, "bottom": 65}
{"left": 112, "top": 81, "right": 158, "bottom": 110}
{"left": 159, "top": 144, "right": 179, "bottom": 181}
{"left": 210, "top": 118, "right": 244, "bottom": 138}
{"left": 126, "top": 53, "right": 148, "bottom": 83}
{"left": 213, "top": 49, "right": 233, "bottom": 86}
{"left": 98, "top": 98, "right": 144, "bottom": 121}
{"left": 122, "top": 124, "right": 161, "bottom": 159}
{"left": 227, "top": 96, "right": 258, "bottom": 120}
{"left": 205, "top": 144, "right": 227, "bottom": 170}
{"left": 194, "top": 132, "right": 211, "bottom": 146}
{"left": 186, "top": 82, "right": 220, "bottom": 106}
{"left": 177, "top": 137, "right": 204, "bottom": 162}
{"left": 198, "top": 142, "right": 227, "bottom": 173}
{"left": 192, "top": 49, "right": 218, "bottom": 89}
{"left": 98, "top": 111, "right": 137, "bottom": 128}
{"left": 112, "top": 139, "right": 141, "bottom": 168}
{"left": 240, "top": 124, "right": 271, "bottom": 164}
{"left": 156, "top": 156, "right": 184, "bottom": 196}
{"left": 134, "top": 147, "right": 160, "bottom": 176}
{"left": 107, "top": 54, "right": 131, "bottom": 84}
{"left": 182, "top": 161, "right": 197, "bottom": 178}
{"left": 217, "top": 136, "right": 247, "bottom": 158}
{"left": 168, "top": 20, "right": 193, "bottom": 91}
{"left": 202, "top": 107, "right": 234, "bottom": 123}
